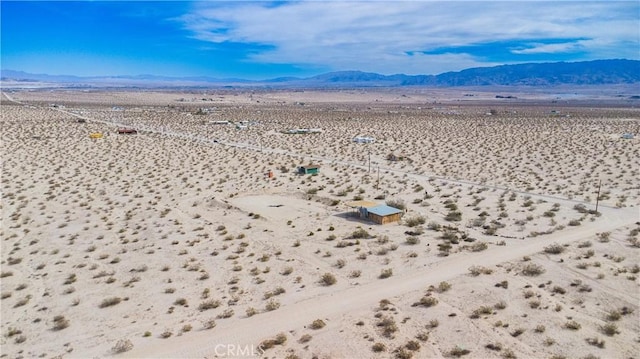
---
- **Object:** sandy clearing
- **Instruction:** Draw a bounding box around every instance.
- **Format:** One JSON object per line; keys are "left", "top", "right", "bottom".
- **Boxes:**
{"left": 125, "top": 205, "right": 638, "bottom": 358}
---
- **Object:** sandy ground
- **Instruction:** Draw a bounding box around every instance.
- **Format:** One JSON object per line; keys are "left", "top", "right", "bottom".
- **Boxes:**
{"left": 1, "top": 88, "right": 639, "bottom": 359}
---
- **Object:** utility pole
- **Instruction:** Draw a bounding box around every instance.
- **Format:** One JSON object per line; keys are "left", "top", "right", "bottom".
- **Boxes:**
{"left": 368, "top": 149, "right": 371, "bottom": 173}
{"left": 376, "top": 164, "right": 380, "bottom": 190}
{"left": 595, "top": 179, "right": 602, "bottom": 214}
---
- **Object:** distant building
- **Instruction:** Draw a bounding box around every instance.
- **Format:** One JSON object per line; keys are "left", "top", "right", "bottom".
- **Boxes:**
{"left": 621, "top": 133, "right": 634, "bottom": 139}
{"left": 298, "top": 165, "right": 320, "bottom": 175}
{"left": 353, "top": 136, "right": 375, "bottom": 143}
{"left": 117, "top": 128, "right": 137, "bottom": 134}
{"left": 286, "top": 128, "right": 322, "bottom": 134}
{"left": 209, "top": 120, "right": 230, "bottom": 125}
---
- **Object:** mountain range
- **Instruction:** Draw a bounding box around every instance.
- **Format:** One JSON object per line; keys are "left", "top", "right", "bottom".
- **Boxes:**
{"left": 2, "top": 59, "right": 639, "bottom": 88}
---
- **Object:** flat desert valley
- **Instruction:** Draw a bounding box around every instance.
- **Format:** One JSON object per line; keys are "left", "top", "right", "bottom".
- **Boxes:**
{"left": 1, "top": 87, "right": 639, "bottom": 359}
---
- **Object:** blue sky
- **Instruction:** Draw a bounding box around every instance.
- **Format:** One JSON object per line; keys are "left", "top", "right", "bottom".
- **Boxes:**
{"left": 1, "top": 1, "right": 638, "bottom": 79}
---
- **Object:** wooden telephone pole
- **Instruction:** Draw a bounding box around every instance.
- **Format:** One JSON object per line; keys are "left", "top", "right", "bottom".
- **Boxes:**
{"left": 595, "top": 179, "right": 602, "bottom": 214}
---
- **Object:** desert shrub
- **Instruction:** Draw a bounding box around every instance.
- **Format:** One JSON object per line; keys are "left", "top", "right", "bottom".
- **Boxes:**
{"left": 393, "top": 346, "right": 411, "bottom": 359}
{"left": 349, "top": 270, "right": 362, "bottom": 278}
{"left": 544, "top": 243, "right": 565, "bottom": 254}
{"left": 413, "top": 295, "right": 438, "bottom": 308}
{"left": 99, "top": 297, "right": 122, "bottom": 308}
{"left": 552, "top": 286, "right": 566, "bottom": 294}
{"left": 246, "top": 307, "right": 258, "bottom": 317}
{"left": 376, "top": 315, "right": 398, "bottom": 338}
{"left": 578, "top": 240, "right": 592, "bottom": 248}
{"left": 320, "top": 272, "right": 337, "bottom": 286}
{"left": 447, "top": 346, "right": 471, "bottom": 357}
{"left": 215, "top": 309, "right": 233, "bottom": 319}
{"left": 445, "top": 211, "right": 462, "bottom": 222}
{"left": 469, "top": 266, "right": 493, "bottom": 276}
{"left": 470, "top": 306, "right": 494, "bottom": 319}
{"left": 405, "top": 215, "right": 426, "bottom": 227}
{"left": 534, "top": 325, "right": 546, "bottom": 333}
{"left": 510, "top": 328, "right": 525, "bottom": 337}
{"left": 494, "top": 301, "right": 507, "bottom": 310}
{"left": 405, "top": 236, "right": 420, "bottom": 245}
{"left": 529, "top": 300, "right": 541, "bottom": 309}
{"left": 386, "top": 198, "right": 406, "bottom": 210}
{"left": 198, "top": 299, "right": 221, "bottom": 311}
{"left": 600, "top": 323, "right": 619, "bottom": 336}
{"left": 111, "top": 339, "right": 133, "bottom": 353}
{"left": 52, "top": 315, "right": 70, "bottom": 331}
{"left": 521, "top": 263, "right": 545, "bottom": 276}
{"left": 379, "top": 268, "right": 393, "bottom": 279}
{"left": 573, "top": 204, "right": 588, "bottom": 213}
{"left": 309, "top": 319, "right": 326, "bottom": 329}
{"left": 469, "top": 242, "right": 488, "bottom": 252}
{"left": 5, "top": 327, "right": 22, "bottom": 338}
{"left": 427, "top": 221, "right": 441, "bottom": 231}
{"left": 350, "top": 228, "right": 371, "bottom": 239}
{"left": 298, "top": 334, "right": 312, "bottom": 343}
{"left": 543, "top": 337, "right": 556, "bottom": 346}
{"left": 620, "top": 306, "right": 634, "bottom": 315}
{"left": 265, "top": 299, "right": 281, "bottom": 312}
{"left": 564, "top": 320, "right": 582, "bottom": 330}
{"left": 606, "top": 310, "right": 621, "bottom": 321}
{"left": 437, "top": 281, "right": 452, "bottom": 293}
{"left": 372, "top": 342, "right": 387, "bottom": 352}
{"left": 202, "top": 318, "right": 216, "bottom": 329}
{"left": 174, "top": 298, "right": 187, "bottom": 306}
{"left": 405, "top": 340, "right": 421, "bottom": 351}
{"left": 281, "top": 266, "right": 293, "bottom": 275}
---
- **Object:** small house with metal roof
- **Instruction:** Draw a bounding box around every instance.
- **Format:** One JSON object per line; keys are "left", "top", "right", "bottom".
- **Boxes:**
{"left": 345, "top": 201, "right": 403, "bottom": 225}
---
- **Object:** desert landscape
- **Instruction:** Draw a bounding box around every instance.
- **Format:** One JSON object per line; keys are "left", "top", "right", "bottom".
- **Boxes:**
{"left": 1, "top": 87, "right": 638, "bottom": 359}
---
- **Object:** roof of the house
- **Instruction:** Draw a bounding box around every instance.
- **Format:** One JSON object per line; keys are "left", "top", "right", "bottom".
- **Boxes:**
{"left": 300, "top": 165, "right": 320, "bottom": 169}
{"left": 366, "top": 204, "right": 403, "bottom": 216}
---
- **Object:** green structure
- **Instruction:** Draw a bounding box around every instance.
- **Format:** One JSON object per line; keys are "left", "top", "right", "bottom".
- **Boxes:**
{"left": 298, "top": 165, "right": 320, "bottom": 175}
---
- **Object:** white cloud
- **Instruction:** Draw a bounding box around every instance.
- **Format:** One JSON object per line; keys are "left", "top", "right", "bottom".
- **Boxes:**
{"left": 178, "top": 1, "right": 640, "bottom": 74}
{"left": 512, "top": 41, "right": 587, "bottom": 55}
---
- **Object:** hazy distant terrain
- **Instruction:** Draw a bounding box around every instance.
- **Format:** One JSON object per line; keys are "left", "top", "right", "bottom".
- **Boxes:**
{"left": 2, "top": 59, "right": 639, "bottom": 89}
